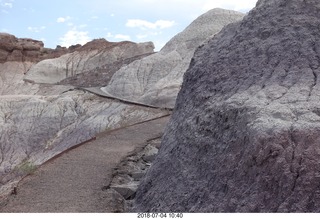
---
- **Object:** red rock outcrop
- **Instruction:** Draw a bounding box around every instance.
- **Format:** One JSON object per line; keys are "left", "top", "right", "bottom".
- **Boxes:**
{"left": 0, "top": 33, "right": 86, "bottom": 63}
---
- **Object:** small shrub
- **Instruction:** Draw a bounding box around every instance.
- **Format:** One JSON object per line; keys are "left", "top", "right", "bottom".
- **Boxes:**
{"left": 16, "top": 161, "right": 37, "bottom": 175}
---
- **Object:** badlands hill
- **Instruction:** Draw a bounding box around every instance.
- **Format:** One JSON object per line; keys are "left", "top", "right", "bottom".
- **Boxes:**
{"left": 135, "top": 0, "right": 320, "bottom": 212}
{"left": 100, "top": 8, "right": 244, "bottom": 108}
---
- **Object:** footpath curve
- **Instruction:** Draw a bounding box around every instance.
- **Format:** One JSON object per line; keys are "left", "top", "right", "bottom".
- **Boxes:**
{"left": 0, "top": 115, "right": 170, "bottom": 212}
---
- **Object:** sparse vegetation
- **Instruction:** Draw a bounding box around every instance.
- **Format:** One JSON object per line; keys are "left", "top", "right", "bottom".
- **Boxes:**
{"left": 16, "top": 161, "right": 37, "bottom": 175}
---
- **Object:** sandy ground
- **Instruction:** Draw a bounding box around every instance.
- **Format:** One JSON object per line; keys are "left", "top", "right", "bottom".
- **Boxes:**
{"left": 0, "top": 116, "right": 170, "bottom": 212}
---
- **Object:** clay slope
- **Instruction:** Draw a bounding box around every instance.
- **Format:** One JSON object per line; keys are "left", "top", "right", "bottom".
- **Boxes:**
{"left": 135, "top": 0, "right": 320, "bottom": 212}
{"left": 24, "top": 39, "right": 155, "bottom": 85}
{"left": 58, "top": 52, "right": 154, "bottom": 87}
{"left": 0, "top": 62, "right": 75, "bottom": 96}
{"left": 100, "top": 9, "right": 244, "bottom": 108}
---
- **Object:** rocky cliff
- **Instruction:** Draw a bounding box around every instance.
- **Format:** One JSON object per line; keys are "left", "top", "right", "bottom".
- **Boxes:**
{"left": 135, "top": 0, "right": 320, "bottom": 212}
{"left": 24, "top": 39, "right": 155, "bottom": 85}
{"left": 100, "top": 9, "right": 244, "bottom": 108}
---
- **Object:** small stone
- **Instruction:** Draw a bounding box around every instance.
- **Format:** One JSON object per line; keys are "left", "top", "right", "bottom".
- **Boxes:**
{"left": 131, "top": 171, "right": 146, "bottom": 180}
{"left": 142, "top": 145, "right": 159, "bottom": 162}
{"left": 111, "top": 182, "right": 139, "bottom": 199}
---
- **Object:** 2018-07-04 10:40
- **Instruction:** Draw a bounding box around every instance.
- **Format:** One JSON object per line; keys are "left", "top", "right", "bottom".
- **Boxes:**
{"left": 137, "top": 213, "right": 183, "bottom": 218}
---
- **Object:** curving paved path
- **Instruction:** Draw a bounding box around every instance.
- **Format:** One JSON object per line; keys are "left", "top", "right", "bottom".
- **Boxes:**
{"left": 0, "top": 115, "right": 170, "bottom": 212}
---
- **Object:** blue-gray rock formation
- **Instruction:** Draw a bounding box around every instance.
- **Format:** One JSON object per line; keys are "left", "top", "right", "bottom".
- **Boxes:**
{"left": 135, "top": 0, "right": 320, "bottom": 212}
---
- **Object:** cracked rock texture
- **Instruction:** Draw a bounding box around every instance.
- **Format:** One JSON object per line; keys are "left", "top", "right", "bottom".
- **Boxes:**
{"left": 135, "top": 0, "right": 320, "bottom": 212}
{"left": 24, "top": 39, "right": 155, "bottom": 85}
{"left": 100, "top": 9, "right": 244, "bottom": 108}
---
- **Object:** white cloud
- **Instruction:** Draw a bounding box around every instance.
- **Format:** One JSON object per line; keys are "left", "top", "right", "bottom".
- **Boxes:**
{"left": 106, "top": 32, "right": 113, "bottom": 38}
{"left": 57, "top": 16, "right": 71, "bottom": 23}
{"left": 114, "top": 34, "right": 131, "bottom": 41}
{"left": 57, "top": 17, "right": 66, "bottom": 23}
{"left": 78, "top": 24, "right": 88, "bottom": 28}
{"left": 22, "top": 7, "right": 35, "bottom": 13}
{"left": 27, "top": 26, "right": 46, "bottom": 33}
{"left": 0, "top": 0, "right": 14, "bottom": 13}
{"left": 136, "top": 31, "right": 161, "bottom": 40}
{"left": 126, "top": 19, "right": 175, "bottom": 30}
{"left": 59, "top": 28, "right": 91, "bottom": 47}
{"left": 3, "top": 2, "right": 12, "bottom": 8}
{"left": 105, "top": 32, "right": 131, "bottom": 41}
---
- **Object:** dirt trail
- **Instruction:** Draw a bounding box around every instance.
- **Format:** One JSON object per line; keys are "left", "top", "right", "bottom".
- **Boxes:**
{"left": 0, "top": 116, "right": 170, "bottom": 212}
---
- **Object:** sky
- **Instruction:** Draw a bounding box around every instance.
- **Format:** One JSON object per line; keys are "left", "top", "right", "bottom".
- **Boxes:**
{"left": 0, "top": 0, "right": 258, "bottom": 51}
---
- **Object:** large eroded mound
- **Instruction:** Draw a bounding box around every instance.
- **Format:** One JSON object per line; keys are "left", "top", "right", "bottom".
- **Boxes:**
{"left": 100, "top": 9, "right": 244, "bottom": 108}
{"left": 135, "top": 0, "right": 320, "bottom": 212}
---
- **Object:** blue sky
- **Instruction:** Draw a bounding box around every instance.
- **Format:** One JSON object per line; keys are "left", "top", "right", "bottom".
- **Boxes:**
{"left": 0, "top": 0, "right": 257, "bottom": 51}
